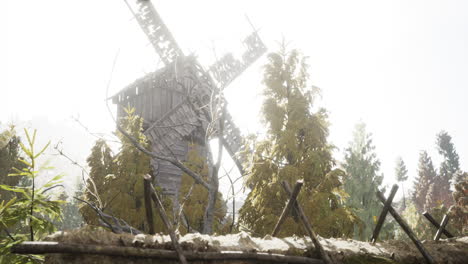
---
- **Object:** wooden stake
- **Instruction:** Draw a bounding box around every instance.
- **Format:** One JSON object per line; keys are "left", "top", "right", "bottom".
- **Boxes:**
{"left": 144, "top": 175, "right": 188, "bottom": 264}
{"left": 434, "top": 214, "right": 449, "bottom": 241}
{"left": 371, "top": 184, "right": 398, "bottom": 244}
{"left": 272, "top": 180, "right": 303, "bottom": 236}
{"left": 143, "top": 178, "right": 155, "bottom": 235}
{"left": 423, "top": 211, "right": 454, "bottom": 238}
{"left": 376, "top": 191, "right": 434, "bottom": 264}
{"left": 282, "top": 181, "right": 334, "bottom": 264}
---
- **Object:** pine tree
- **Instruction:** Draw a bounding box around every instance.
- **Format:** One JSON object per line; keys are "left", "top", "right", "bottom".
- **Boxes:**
{"left": 57, "top": 181, "right": 84, "bottom": 230}
{"left": 177, "top": 143, "right": 226, "bottom": 233}
{"left": 80, "top": 108, "right": 225, "bottom": 233}
{"left": 412, "top": 151, "right": 436, "bottom": 211}
{"left": 238, "top": 46, "right": 360, "bottom": 238}
{"left": 0, "top": 125, "right": 26, "bottom": 201}
{"left": 80, "top": 108, "right": 152, "bottom": 231}
{"left": 436, "top": 131, "right": 459, "bottom": 207}
{"left": 0, "top": 129, "right": 63, "bottom": 263}
{"left": 342, "top": 122, "right": 388, "bottom": 241}
{"left": 395, "top": 157, "right": 409, "bottom": 209}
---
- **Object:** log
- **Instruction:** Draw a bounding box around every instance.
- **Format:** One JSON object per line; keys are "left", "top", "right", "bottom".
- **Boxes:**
{"left": 11, "top": 242, "right": 324, "bottom": 264}
{"left": 282, "top": 181, "right": 334, "bottom": 264}
{"left": 144, "top": 175, "right": 188, "bottom": 264}
{"left": 272, "top": 180, "right": 303, "bottom": 236}
{"left": 434, "top": 214, "right": 449, "bottom": 241}
{"left": 376, "top": 191, "right": 435, "bottom": 264}
{"left": 371, "top": 184, "right": 399, "bottom": 244}
{"left": 423, "top": 211, "right": 454, "bottom": 238}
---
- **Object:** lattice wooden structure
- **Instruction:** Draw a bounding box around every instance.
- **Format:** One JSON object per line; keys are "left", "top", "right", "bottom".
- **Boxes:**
{"left": 111, "top": 1, "right": 266, "bottom": 202}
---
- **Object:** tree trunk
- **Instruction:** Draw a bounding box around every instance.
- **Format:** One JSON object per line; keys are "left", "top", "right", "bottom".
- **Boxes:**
{"left": 203, "top": 115, "right": 224, "bottom": 234}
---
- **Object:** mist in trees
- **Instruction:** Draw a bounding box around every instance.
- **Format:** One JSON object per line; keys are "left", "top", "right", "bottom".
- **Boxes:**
{"left": 394, "top": 157, "right": 409, "bottom": 209}
{"left": 342, "top": 122, "right": 394, "bottom": 241}
{"left": 238, "top": 46, "right": 360, "bottom": 238}
{"left": 0, "top": 42, "right": 466, "bottom": 264}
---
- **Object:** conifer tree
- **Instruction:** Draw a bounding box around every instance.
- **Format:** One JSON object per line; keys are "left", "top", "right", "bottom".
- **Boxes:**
{"left": 238, "top": 46, "right": 360, "bottom": 238}
{"left": 0, "top": 126, "right": 26, "bottom": 201}
{"left": 436, "top": 131, "right": 459, "bottom": 207}
{"left": 177, "top": 143, "right": 226, "bottom": 233}
{"left": 80, "top": 108, "right": 153, "bottom": 231}
{"left": 81, "top": 109, "right": 226, "bottom": 233}
{"left": 342, "top": 123, "right": 388, "bottom": 240}
{"left": 412, "top": 151, "right": 436, "bottom": 211}
{"left": 56, "top": 182, "right": 84, "bottom": 230}
{"left": 395, "top": 157, "right": 409, "bottom": 209}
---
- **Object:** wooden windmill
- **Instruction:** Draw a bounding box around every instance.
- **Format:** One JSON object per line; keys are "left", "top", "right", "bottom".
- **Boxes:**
{"left": 112, "top": 0, "right": 266, "bottom": 203}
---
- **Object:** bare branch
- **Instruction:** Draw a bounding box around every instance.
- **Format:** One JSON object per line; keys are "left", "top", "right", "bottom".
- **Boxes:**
{"left": 175, "top": 182, "right": 195, "bottom": 232}
{"left": 53, "top": 143, "right": 103, "bottom": 208}
{"left": 74, "top": 196, "right": 142, "bottom": 235}
{"left": 116, "top": 124, "right": 210, "bottom": 190}
{"left": 71, "top": 115, "right": 120, "bottom": 143}
{"left": 223, "top": 166, "right": 236, "bottom": 233}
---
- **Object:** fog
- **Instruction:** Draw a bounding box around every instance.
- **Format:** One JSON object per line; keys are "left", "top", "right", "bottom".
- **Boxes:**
{"left": 2, "top": 0, "right": 468, "bottom": 206}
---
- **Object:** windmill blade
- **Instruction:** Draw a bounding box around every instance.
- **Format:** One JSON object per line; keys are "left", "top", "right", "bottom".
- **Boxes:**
{"left": 124, "top": 0, "right": 184, "bottom": 65}
{"left": 220, "top": 110, "right": 246, "bottom": 175}
{"left": 209, "top": 31, "right": 267, "bottom": 89}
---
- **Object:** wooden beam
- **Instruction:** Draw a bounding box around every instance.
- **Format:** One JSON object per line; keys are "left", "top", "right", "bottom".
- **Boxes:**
{"left": 282, "top": 181, "right": 334, "bottom": 264}
{"left": 376, "top": 191, "right": 435, "bottom": 264}
{"left": 143, "top": 178, "right": 155, "bottom": 235}
{"left": 434, "top": 214, "right": 450, "bottom": 241}
{"left": 144, "top": 175, "right": 188, "bottom": 264}
{"left": 422, "top": 211, "right": 454, "bottom": 238}
{"left": 371, "top": 184, "right": 399, "bottom": 244}
{"left": 272, "top": 180, "right": 303, "bottom": 236}
{"left": 11, "top": 242, "right": 324, "bottom": 264}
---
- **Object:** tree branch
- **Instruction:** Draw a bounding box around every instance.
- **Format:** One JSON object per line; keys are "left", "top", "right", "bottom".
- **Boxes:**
{"left": 116, "top": 124, "right": 210, "bottom": 190}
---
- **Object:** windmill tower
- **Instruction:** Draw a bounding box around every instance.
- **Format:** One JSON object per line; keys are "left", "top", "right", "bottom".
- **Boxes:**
{"left": 111, "top": 0, "right": 266, "bottom": 201}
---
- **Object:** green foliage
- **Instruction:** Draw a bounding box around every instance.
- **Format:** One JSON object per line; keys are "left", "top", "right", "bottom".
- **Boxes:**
{"left": 435, "top": 131, "right": 458, "bottom": 207}
{"left": 80, "top": 108, "right": 175, "bottom": 233}
{"left": 238, "top": 46, "right": 360, "bottom": 238}
{"left": 177, "top": 143, "right": 226, "bottom": 234}
{"left": 412, "top": 151, "right": 436, "bottom": 212}
{"left": 399, "top": 201, "right": 455, "bottom": 241}
{"left": 394, "top": 157, "right": 408, "bottom": 183}
{"left": 342, "top": 123, "right": 394, "bottom": 241}
{"left": 448, "top": 178, "right": 467, "bottom": 236}
{"left": 0, "top": 125, "right": 27, "bottom": 202}
{"left": 56, "top": 185, "right": 84, "bottom": 231}
{"left": 394, "top": 157, "right": 408, "bottom": 209}
{"left": 437, "top": 131, "right": 460, "bottom": 179}
{"left": 0, "top": 129, "right": 63, "bottom": 264}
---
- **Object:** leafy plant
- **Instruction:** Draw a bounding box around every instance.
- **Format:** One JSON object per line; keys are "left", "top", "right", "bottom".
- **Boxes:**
{"left": 0, "top": 129, "right": 63, "bottom": 264}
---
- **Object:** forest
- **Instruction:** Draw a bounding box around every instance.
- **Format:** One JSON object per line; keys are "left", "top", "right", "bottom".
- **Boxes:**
{"left": 1, "top": 1, "right": 467, "bottom": 264}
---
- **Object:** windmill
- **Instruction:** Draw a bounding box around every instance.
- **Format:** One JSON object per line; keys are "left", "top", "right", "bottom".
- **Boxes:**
{"left": 112, "top": 0, "right": 266, "bottom": 205}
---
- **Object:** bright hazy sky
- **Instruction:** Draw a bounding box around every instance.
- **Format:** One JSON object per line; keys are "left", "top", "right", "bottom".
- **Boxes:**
{"left": 1, "top": 0, "right": 468, "bottom": 202}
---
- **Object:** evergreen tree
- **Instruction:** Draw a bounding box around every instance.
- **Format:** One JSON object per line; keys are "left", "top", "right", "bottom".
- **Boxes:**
{"left": 0, "top": 129, "right": 63, "bottom": 263}
{"left": 412, "top": 151, "right": 436, "bottom": 211}
{"left": 342, "top": 123, "right": 388, "bottom": 241}
{"left": 0, "top": 126, "right": 26, "bottom": 201}
{"left": 80, "top": 108, "right": 151, "bottom": 231}
{"left": 395, "top": 157, "right": 409, "bottom": 209}
{"left": 436, "top": 131, "right": 459, "bottom": 207}
{"left": 57, "top": 181, "right": 84, "bottom": 230}
{"left": 238, "top": 46, "right": 360, "bottom": 238}
{"left": 81, "top": 108, "right": 226, "bottom": 233}
{"left": 449, "top": 178, "right": 467, "bottom": 235}
{"left": 177, "top": 143, "right": 226, "bottom": 234}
